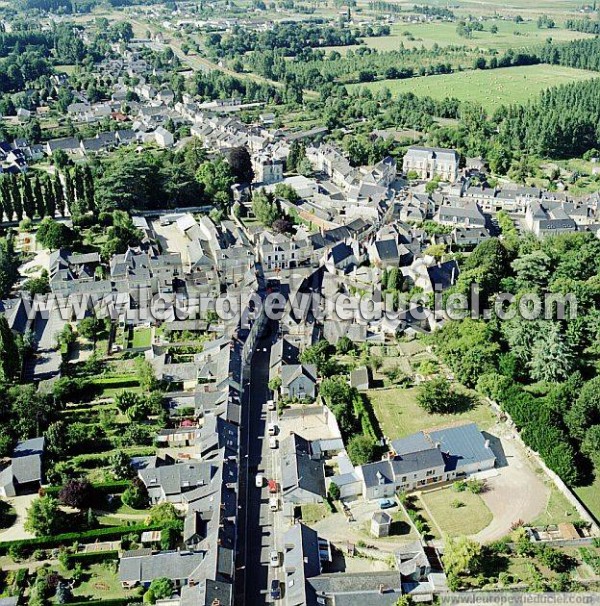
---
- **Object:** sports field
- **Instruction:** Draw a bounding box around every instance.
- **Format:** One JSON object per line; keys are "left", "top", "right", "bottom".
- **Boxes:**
{"left": 349, "top": 65, "right": 599, "bottom": 111}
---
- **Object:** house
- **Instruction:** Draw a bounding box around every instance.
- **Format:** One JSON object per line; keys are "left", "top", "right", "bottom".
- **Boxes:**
{"left": 280, "top": 363, "right": 317, "bottom": 399}
{"left": 154, "top": 126, "right": 174, "bottom": 148}
{"left": 268, "top": 336, "right": 300, "bottom": 382}
{"left": 119, "top": 550, "right": 205, "bottom": 588}
{"left": 138, "top": 457, "right": 218, "bottom": 503}
{"left": 283, "top": 523, "right": 323, "bottom": 606}
{"left": 435, "top": 201, "right": 486, "bottom": 229}
{"left": 45, "top": 137, "right": 81, "bottom": 157}
{"left": 280, "top": 433, "right": 325, "bottom": 504}
{"left": 359, "top": 423, "right": 495, "bottom": 500}
{"left": 403, "top": 146, "right": 460, "bottom": 183}
{"left": 252, "top": 154, "right": 283, "bottom": 185}
{"left": 350, "top": 366, "right": 370, "bottom": 391}
{"left": 0, "top": 437, "right": 45, "bottom": 497}
{"left": 525, "top": 200, "right": 577, "bottom": 237}
{"left": 371, "top": 510, "right": 392, "bottom": 538}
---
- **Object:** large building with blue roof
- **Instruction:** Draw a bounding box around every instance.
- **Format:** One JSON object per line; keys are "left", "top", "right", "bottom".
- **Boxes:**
{"left": 358, "top": 422, "right": 495, "bottom": 500}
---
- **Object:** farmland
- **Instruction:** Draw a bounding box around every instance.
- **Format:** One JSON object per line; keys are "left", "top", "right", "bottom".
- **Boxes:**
{"left": 349, "top": 65, "right": 599, "bottom": 111}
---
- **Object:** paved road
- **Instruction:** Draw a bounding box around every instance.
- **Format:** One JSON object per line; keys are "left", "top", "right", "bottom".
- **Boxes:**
{"left": 237, "top": 324, "right": 280, "bottom": 605}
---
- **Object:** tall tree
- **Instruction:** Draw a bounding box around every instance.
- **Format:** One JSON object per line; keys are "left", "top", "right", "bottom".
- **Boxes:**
{"left": 53, "top": 176, "right": 65, "bottom": 217}
{"left": 32, "top": 174, "right": 45, "bottom": 219}
{"left": 0, "top": 315, "right": 19, "bottom": 382}
{"left": 20, "top": 176, "right": 35, "bottom": 219}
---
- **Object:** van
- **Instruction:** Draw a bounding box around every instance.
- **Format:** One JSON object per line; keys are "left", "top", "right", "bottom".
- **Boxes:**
{"left": 269, "top": 436, "right": 278, "bottom": 449}
{"left": 255, "top": 473, "right": 264, "bottom": 488}
{"left": 269, "top": 497, "right": 279, "bottom": 512}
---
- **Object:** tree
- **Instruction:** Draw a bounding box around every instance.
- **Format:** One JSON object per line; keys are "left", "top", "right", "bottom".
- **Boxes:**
{"left": 58, "top": 479, "right": 94, "bottom": 509}
{"left": 110, "top": 450, "right": 135, "bottom": 480}
{"left": 24, "top": 496, "right": 65, "bottom": 537}
{"left": 328, "top": 482, "right": 340, "bottom": 501}
{"left": 148, "top": 503, "right": 182, "bottom": 528}
{"left": 36, "top": 218, "right": 76, "bottom": 250}
{"left": 566, "top": 376, "right": 600, "bottom": 440}
{"left": 56, "top": 581, "right": 73, "bottom": 604}
{"left": 417, "top": 377, "right": 463, "bottom": 414}
{"left": 122, "top": 478, "right": 149, "bottom": 510}
{"left": 347, "top": 435, "right": 376, "bottom": 465}
{"left": 442, "top": 535, "right": 482, "bottom": 577}
{"left": 196, "top": 158, "right": 234, "bottom": 209}
{"left": 529, "top": 323, "right": 575, "bottom": 382}
{"left": 0, "top": 315, "right": 20, "bottom": 382}
{"left": 78, "top": 317, "right": 104, "bottom": 341}
{"left": 136, "top": 358, "right": 158, "bottom": 392}
{"left": 336, "top": 336, "right": 354, "bottom": 354}
{"left": 228, "top": 146, "right": 254, "bottom": 184}
{"left": 252, "top": 190, "right": 280, "bottom": 226}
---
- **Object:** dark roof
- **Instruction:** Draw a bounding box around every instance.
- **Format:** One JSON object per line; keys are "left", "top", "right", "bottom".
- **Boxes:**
{"left": 374, "top": 239, "right": 399, "bottom": 262}
{"left": 427, "top": 260, "right": 459, "bottom": 290}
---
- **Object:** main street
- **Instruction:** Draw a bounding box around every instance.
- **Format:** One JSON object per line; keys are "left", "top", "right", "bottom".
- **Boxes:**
{"left": 236, "top": 321, "right": 282, "bottom": 605}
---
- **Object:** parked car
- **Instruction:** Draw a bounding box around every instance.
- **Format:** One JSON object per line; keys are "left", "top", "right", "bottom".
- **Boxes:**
{"left": 267, "top": 399, "right": 276, "bottom": 411}
{"left": 379, "top": 498, "right": 396, "bottom": 509}
{"left": 270, "top": 579, "right": 281, "bottom": 600}
{"left": 269, "top": 550, "right": 281, "bottom": 567}
{"left": 267, "top": 422, "right": 278, "bottom": 436}
{"left": 269, "top": 436, "right": 278, "bottom": 449}
{"left": 255, "top": 473, "right": 264, "bottom": 488}
{"left": 269, "top": 497, "right": 279, "bottom": 512}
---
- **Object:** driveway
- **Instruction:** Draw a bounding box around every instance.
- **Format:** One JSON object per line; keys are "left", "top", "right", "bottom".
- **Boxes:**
{"left": 470, "top": 425, "right": 549, "bottom": 543}
{"left": 0, "top": 494, "right": 36, "bottom": 542}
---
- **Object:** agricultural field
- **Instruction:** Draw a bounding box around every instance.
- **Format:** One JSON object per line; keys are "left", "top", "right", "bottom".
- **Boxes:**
{"left": 360, "top": 19, "right": 594, "bottom": 52}
{"left": 349, "top": 65, "right": 599, "bottom": 111}
{"left": 367, "top": 385, "right": 497, "bottom": 440}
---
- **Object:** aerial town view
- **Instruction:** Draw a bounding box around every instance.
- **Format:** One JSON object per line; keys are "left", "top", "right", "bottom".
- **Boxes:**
{"left": 1, "top": 0, "right": 600, "bottom": 604}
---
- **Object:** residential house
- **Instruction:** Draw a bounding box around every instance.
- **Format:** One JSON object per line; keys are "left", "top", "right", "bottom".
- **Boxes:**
{"left": 0, "top": 437, "right": 45, "bottom": 497}
{"left": 359, "top": 422, "right": 495, "bottom": 500}
{"left": 280, "top": 433, "right": 326, "bottom": 505}
{"left": 280, "top": 363, "right": 317, "bottom": 399}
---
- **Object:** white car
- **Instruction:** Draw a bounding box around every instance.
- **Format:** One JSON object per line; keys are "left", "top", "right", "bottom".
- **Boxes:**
{"left": 255, "top": 473, "right": 264, "bottom": 488}
{"left": 269, "top": 497, "right": 279, "bottom": 512}
{"left": 267, "top": 423, "right": 278, "bottom": 436}
{"left": 267, "top": 399, "right": 276, "bottom": 411}
{"left": 269, "top": 436, "right": 278, "bottom": 449}
{"left": 269, "top": 550, "right": 280, "bottom": 567}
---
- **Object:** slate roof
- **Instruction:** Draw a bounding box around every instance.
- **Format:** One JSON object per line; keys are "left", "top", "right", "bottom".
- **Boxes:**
{"left": 374, "top": 239, "right": 399, "bottom": 262}
{"left": 281, "top": 433, "right": 325, "bottom": 500}
{"left": 12, "top": 437, "right": 45, "bottom": 484}
{"left": 119, "top": 550, "right": 205, "bottom": 584}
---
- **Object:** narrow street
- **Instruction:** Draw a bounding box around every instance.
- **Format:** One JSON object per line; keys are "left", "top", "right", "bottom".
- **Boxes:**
{"left": 236, "top": 323, "right": 282, "bottom": 605}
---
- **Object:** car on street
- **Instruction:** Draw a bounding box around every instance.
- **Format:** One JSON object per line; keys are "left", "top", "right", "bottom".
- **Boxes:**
{"left": 270, "top": 579, "right": 281, "bottom": 600}
{"left": 268, "top": 479, "right": 278, "bottom": 493}
{"left": 269, "top": 550, "right": 281, "bottom": 567}
{"left": 255, "top": 473, "right": 264, "bottom": 488}
{"left": 379, "top": 498, "right": 396, "bottom": 509}
{"left": 269, "top": 497, "right": 279, "bottom": 511}
{"left": 269, "top": 436, "right": 278, "bottom": 449}
{"left": 267, "top": 399, "right": 276, "bottom": 410}
{"left": 268, "top": 422, "right": 278, "bottom": 436}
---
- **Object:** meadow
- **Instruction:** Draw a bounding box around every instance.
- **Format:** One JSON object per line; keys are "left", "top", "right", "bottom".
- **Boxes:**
{"left": 349, "top": 65, "right": 599, "bottom": 111}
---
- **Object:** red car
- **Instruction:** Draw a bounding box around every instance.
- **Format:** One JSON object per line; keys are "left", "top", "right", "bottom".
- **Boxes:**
{"left": 268, "top": 479, "right": 278, "bottom": 494}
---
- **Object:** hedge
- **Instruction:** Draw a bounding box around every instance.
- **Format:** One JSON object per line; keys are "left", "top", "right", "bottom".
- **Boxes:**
{"left": 0, "top": 524, "right": 161, "bottom": 555}
{"left": 44, "top": 481, "right": 131, "bottom": 498}
{"left": 65, "top": 550, "right": 119, "bottom": 566}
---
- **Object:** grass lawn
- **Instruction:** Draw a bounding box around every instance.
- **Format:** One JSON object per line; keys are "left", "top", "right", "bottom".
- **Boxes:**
{"left": 532, "top": 480, "right": 582, "bottom": 526}
{"left": 92, "top": 375, "right": 142, "bottom": 399}
{"left": 348, "top": 65, "right": 599, "bottom": 112}
{"left": 300, "top": 503, "right": 331, "bottom": 525}
{"left": 71, "top": 562, "right": 136, "bottom": 600}
{"left": 419, "top": 487, "right": 493, "bottom": 537}
{"left": 574, "top": 473, "right": 600, "bottom": 526}
{"left": 131, "top": 327, "right": 152, "bottom": 349}
{"left": 368, "top": 386, "right": 496, "bottom": 440}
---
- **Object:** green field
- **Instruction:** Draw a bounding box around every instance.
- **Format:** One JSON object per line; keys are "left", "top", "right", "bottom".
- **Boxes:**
{"left": 419, "top": 487, "right": 493, "bottom": 537}
{"left": 575, "top": 474, "right": 600, "bottom": 526}
{"left": 350, "top": 65, "right": 599, "bottom": 111}
{"left": 368, "top": 386, "right": 496, "bottom": 440}
{"left": 361, "top": 19, "right": 592, "bottom": 52}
